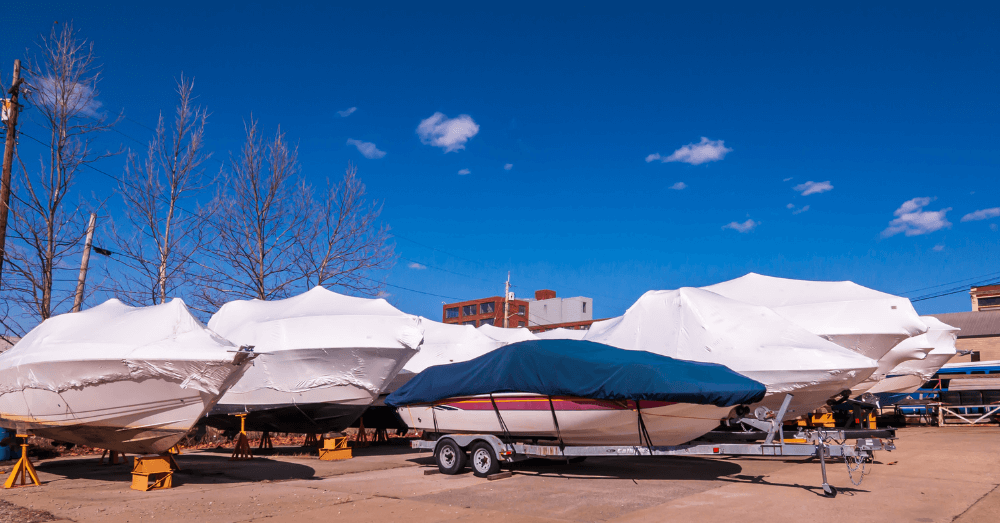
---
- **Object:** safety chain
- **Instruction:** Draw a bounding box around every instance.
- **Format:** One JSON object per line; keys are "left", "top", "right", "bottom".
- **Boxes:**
{"left": 845, "top": 452, "right": 872, "bottom": 486}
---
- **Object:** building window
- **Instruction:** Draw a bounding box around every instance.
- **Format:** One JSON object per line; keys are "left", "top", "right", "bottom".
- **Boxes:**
{"left": 582, "top": 302, "right": 587, "bottom": 313}
{"left": 462, "top": 304, "right": 477, "bottom": 316}
{"left": 980, "top": 296, "right": 1000, "bottom": 308}
{"left": 462, "top": 320, "right": 476, "bottom": 326}
{"left": 518, "top": 305, "right": 525, "bottom": 315}
{"left": 480, "top": 318, "right": 495, "bottom": 326}
{"left": 972, "top": 351, "right": 981, "bottom": 363}
{"left": 518, "top": 321, "right": 525, "bottom": 327}
{"left": 445, "top": 307, "right": 459, "bottom": 319}
{"left": 480, "top": 302, "right": 495, "bottom": 314}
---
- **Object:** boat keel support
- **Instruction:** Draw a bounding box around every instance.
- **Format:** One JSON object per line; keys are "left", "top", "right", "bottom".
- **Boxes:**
{"left": 3, "top": 435, "right": 40, "bottom": 488}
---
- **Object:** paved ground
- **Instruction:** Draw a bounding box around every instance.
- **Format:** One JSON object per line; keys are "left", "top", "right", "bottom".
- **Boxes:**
{"left": 0, "top": 426, "right": 996, "bottom": 522}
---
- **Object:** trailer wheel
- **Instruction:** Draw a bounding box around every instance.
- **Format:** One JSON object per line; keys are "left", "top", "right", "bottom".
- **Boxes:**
{"left": 435, "top": 438, "right": 467, "bottom": 475}
{"left": 470, "top": 441, "right": 501, "bottom": 477}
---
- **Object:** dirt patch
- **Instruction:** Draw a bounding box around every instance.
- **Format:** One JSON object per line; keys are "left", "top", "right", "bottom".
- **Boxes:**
{"left": 0, "top": 500, "right": 57, "bottom": 523}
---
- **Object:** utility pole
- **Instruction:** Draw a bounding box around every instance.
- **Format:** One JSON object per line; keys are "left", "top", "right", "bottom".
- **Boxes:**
{"left": 0, "top": 59, "right": 23, "bottom": 290}
{"left": 504, "top": 272, "right": 510, "bottom": 328}
{"left": 72, "top": 213, "right": 96, "bottom": 312}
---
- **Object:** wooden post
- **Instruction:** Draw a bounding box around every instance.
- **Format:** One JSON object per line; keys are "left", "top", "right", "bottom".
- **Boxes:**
{"left": 0, "top": 59, "right": 23, "bottom": 290}
{"left": 72, "top": 213, "right": 97, "bottom": 312}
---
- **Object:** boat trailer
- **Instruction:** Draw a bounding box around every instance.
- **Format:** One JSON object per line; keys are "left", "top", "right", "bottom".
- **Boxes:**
{"left": 411, "top": 394, "right": 894, "bottom": 497}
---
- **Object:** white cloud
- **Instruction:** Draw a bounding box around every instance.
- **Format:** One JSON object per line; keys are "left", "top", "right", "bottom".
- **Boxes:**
{"left": 882, "top": 197, "right": 952, "bottom": 237}
{"left": 960, "top": 207, "right": 1000, "bottom": 222}
{"left": 793, "top": 180, "right": 833, "bottom": 196}
{"left": 337, "top": 107, "right": 357, "bottom": 117}
{"left": 457, "top": 168, "right": 471, "bottom": 175}
{"left": 33, "top": 76, "right": 103, "bottom": 118}
{"left": 669, "top": 182, "right": 687, "bottom": 190}
{"left": 346, "top": 138, "right": 386, "bottom": 159}
{"left": 649, "top": 137, "right": 732, "bottom": 165}
{"left": 407, "top": 262, "right": 426, "bottom": 270}
{"left": 417, "top": 112, "right": 479, "bottom": 153}
{"left": 793, "top": 205, "right": 810, "bottom": 215}
{"left": 504, "top": 163, "right": 513, "bottom": 171}
{"left": 932, "top": 244, "right": 945, "bottom": 252}
{"left": 722, "top": 218, "right": 757, "bottom": 233}
{"left": 783, "top": 177, "right": 793, "bottom": 182}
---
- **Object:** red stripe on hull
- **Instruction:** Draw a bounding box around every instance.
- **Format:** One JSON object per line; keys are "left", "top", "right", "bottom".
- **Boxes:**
{"left": 434, "top": 396, "right": 676, "bottom": 412}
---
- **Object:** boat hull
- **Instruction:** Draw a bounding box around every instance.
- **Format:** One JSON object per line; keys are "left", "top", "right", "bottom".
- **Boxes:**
{"left": 0, "top": 374, "right": 228, "bottom": 454}
{"left": 208, "top": 346, "right": 412, "bottom": 433}
{"left": 397, "top": 394, "right": 734, "bottom": 446}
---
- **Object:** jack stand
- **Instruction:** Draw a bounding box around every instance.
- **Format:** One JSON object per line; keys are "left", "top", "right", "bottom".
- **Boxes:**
{"left": 817, "top": 442, "right": 836, "bottom": 497}
{"left": 4, "top": 435, "right": 40, "bottom": 488}
{"left": 318, "top": 436, "right": 352, "bottom": 461}
{"left": 230, "top": 413, "right": 253, "bottom": 461}
{"left": 257, "top": 430, "right": 273, "bottom": 450}
{"left": 131, "top": 455, "right": 174, "bottom": 491}
{"left": 303, "top": 433, "right": 320, "bottom": 447}
{"left": 100, "top": 449, "right": 126, "bottom": 465}
{"left": 374, "top": 427, "right": 389, "bottom": 443}
{"left": 355, "top": 417, "right": 369, "bottom": 448}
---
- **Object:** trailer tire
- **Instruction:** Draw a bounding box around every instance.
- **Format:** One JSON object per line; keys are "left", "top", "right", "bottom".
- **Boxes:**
{"left": 435, "top": 438, "right": 467, "bottom": 475}
{"left": 470, "top": 441, "right": 501, "bottom": 477}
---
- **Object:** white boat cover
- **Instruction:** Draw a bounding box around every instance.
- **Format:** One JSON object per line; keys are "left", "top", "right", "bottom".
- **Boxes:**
{"left": 0, "top": 298, "right": 241, "bottom": 395}
{"left": 871, "top": 316, "right": 959, "bottom": 392}
{"left": 703, "top": 273, "right": 927, "bottom": 361}
{"left": 583, "top": 287, "right": 879, "bottom": 414}
{"left": 534, "top": 328, "right": 589, "bottom": 340}
{"left": 403, "top": 319, "right": 503, "bottom": 374}
{"left": 476, "top": 324, "right": 539, "bottom": 344}
{"left": 208, "top": 286, "right": 423, "bottom": 396}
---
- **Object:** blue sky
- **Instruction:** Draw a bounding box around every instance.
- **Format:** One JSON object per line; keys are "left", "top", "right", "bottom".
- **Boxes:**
{"left": 3, "top": 2, "right": 999, "bottom": 320}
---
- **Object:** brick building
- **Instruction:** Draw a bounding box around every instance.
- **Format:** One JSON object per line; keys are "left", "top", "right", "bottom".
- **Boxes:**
{"left": 971, "top": 284, "right": 1000, "bottom": 311}
{"left": 930, "top": 310, "right": 1000, "bottom": 363}
{"left": 442, "top": 296, "right": 530, "bottom": 328}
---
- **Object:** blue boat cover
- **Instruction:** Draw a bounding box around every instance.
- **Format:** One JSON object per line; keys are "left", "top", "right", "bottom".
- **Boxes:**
{"left": 386, "top": 339, "right": 766, "bottom": 408}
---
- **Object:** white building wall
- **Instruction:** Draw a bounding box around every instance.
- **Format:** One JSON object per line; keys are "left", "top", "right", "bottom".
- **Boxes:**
{"left": 526, "top": 296, "right": 593, "bottom": 326}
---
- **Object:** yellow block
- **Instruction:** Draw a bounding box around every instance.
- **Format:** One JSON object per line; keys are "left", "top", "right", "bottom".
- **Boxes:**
{"left": 318, "top": 436, "right": 352, "bottom": 461}
{"left": 131, "top": 456, "right": 174, "bottom": 491}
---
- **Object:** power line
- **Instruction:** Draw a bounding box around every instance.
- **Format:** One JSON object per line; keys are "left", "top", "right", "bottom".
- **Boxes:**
{"left": 898, "top": 270, "right": 1000, "bottom": 296}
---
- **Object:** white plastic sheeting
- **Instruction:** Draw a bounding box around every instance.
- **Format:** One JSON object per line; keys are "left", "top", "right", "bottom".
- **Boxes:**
{"left": 476, "top": 324, "right": 539, "bottom": 344}
{"left": 534, "top": 328, "right": 589, "bottom": 340}
{"left": 583, "top": 287, "right": 879, "bottom": 414}
{"left": 0, "top": 298, "right": 242, "bottom": 395}
{"left": 704, "top": 273, "right": 927, "bottom": 361}
{"left": 868, "top": 316, "right": 959, "bottom": 394}
{"left": 208, "top": 287, "right": 423, "bottom": 398}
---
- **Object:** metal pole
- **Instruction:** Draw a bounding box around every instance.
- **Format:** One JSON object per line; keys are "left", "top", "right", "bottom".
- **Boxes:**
{"left": 72, "top": 213, "right": 96, "bottom": 312}
{"left": 0, "top": 59, "right": 23, "bottom": 290}
{"left": 504, "top": 272, "right": 510, "bottom": 328}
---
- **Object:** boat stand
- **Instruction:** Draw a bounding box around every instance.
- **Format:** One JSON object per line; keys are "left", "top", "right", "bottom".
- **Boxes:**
{"left": 257, "top": 430, "right": 274, "bottom": 450}
{"left": 318, "top": 436, "right": 352, "bottom": 461}
{"left": 3, "top": 435, "right": 40, "bottom": 488}
{"left": 131, "top": 455, "right": 175, "bottom": 491}
{"left": 303, "top": 433, "right": 321, "bottom": 447}
{"left": 100, "top": 449, "right": 126, "bottom": 465}
{"left": 230, "top": 413, "right": 253, "bottom": 461}
{"left": 412, "top": 394, "right": 894, "bottom": 497}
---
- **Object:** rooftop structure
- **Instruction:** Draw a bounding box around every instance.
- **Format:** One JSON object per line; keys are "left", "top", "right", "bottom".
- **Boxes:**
{"left": 971, "top": 284, "right": 1000, "bottom": 312}
{"left": 442, "top": 296, "right": 530, "bottom": 328}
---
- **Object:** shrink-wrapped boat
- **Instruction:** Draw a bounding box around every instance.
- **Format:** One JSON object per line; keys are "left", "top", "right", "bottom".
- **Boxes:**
{"left": 0, "top": 299, "right": 254, "bottom": 454}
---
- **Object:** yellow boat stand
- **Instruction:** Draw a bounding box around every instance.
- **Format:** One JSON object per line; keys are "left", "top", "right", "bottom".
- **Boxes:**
{"left": 257, "top": 430, "right": 273, "bottom": 450}
{"left": 4, "top": 434, "right": 40, "bottom": 488}
{"left": 131, "top": 455, "right": 175, "bottom": 491}
{"left": 230, "top": 413, "right": 253, "bottom": 461}
{"left": 100, "top": 449, "right": 126, "bottom": 465}
{"left": 318, "top": 436, "right": 352, "bottom": 461}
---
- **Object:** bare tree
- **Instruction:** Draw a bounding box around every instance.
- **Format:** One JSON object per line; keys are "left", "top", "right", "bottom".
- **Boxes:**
{"left": 198, "top": 119, "right": 307, "bottom": 309}
{"left": 295, "top": 163, "right": 394, "bottom": 295}
{"left": 1, "top": 23, "right": 118, "bottom": 335}
{"left": 108, "top": 75, "right": 213, "bottom": 306}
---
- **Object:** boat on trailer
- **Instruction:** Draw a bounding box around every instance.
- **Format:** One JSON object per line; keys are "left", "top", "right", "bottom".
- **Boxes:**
{"left": 388, "top": 339, "right": 767, "bottom": 448}
{"left": 0, "top": 299, "right": 255, "bottom": 455}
